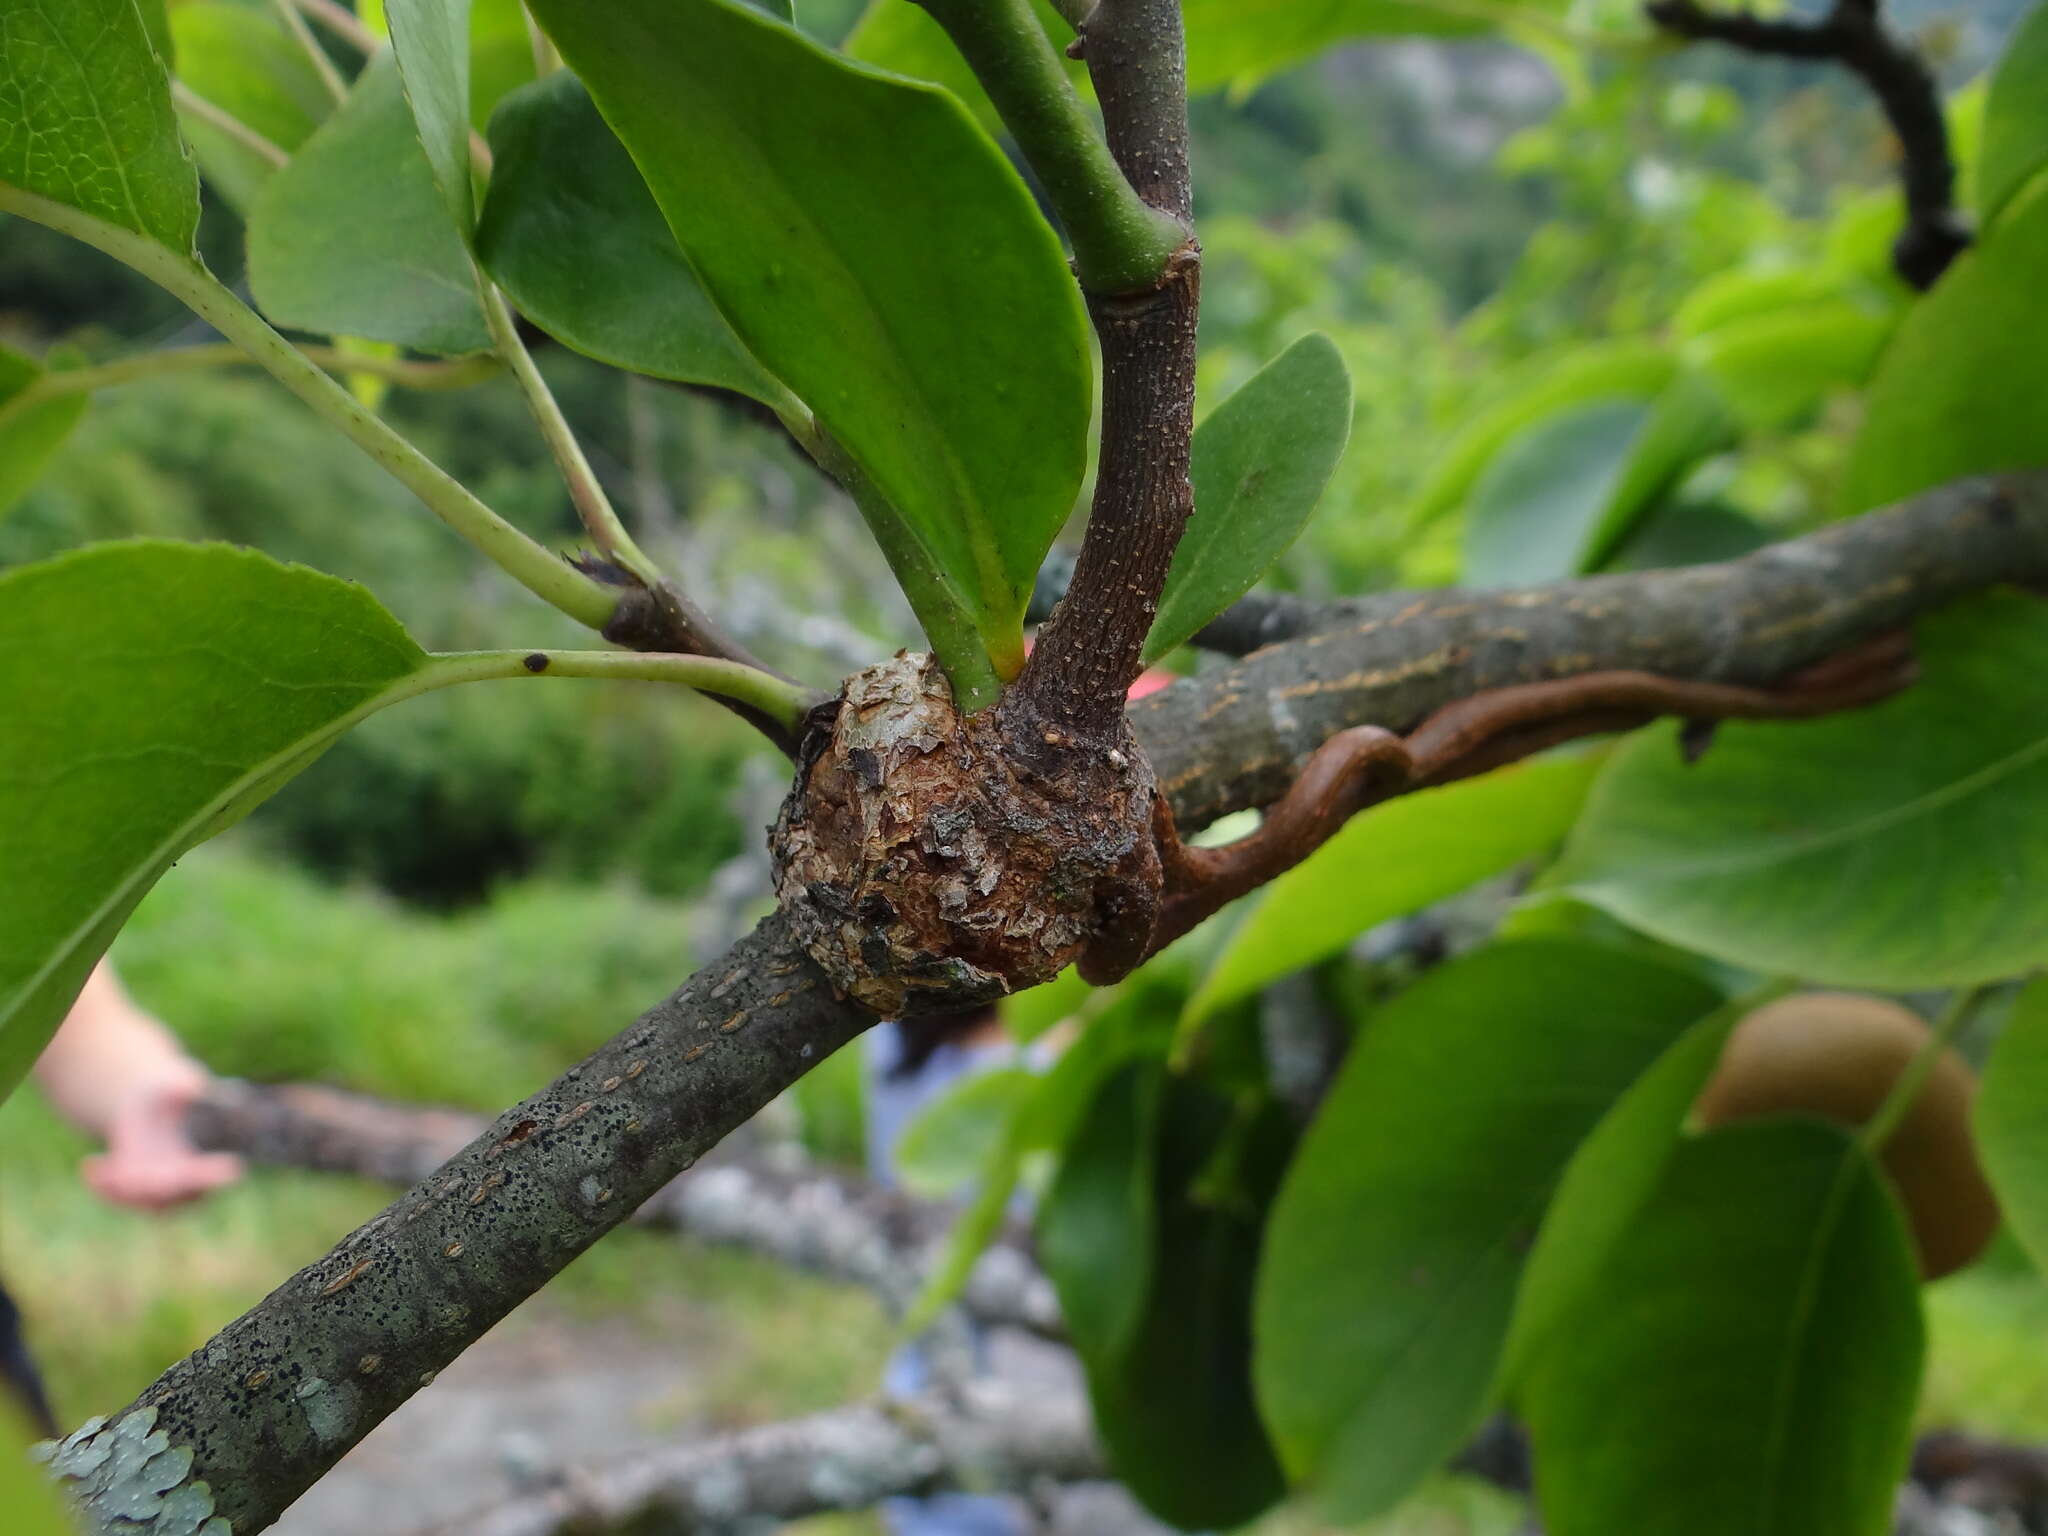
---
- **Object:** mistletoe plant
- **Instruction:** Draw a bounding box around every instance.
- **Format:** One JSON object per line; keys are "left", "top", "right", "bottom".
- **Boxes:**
{"left": 6, "top": 0, "right": 2048, "bottom": 1532}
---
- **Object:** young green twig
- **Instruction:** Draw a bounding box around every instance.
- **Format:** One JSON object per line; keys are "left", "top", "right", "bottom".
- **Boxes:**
{"left": 291, "top": 0, "right": 378, "bottom": 55}
{"left": 269, "top": 0, "right": 350, "bottom": 104}
{"left": 427, "top": 649, "right": 821, "bottom": 733}
{"left": 170, "top": 83, "right": 290, "bottom": 168}
{"left": 0, "top": 185, "right": 618, "bottom": 631}
{"left": 478, "top": 284, "right": 663, "bottom": 589}
{"left": 0, "top": 346, "right": 497, "bottom": 420}
{"left": 911, "top": 0, "right": 1184, "bottom": 293}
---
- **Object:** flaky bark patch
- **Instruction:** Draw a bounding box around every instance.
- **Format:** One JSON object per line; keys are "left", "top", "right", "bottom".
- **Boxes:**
{"left": 771, "top": 653, "right": 1157, "bottom": 1015}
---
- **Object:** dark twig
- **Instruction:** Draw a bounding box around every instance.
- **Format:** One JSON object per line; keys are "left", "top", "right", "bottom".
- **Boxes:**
{"left": 1645, "top": 0, "right": 1970, "bottom": 289}
{"left": 1028, "top": 546, "right": 1319, "bottom": 657}
{"left": 1005, "top": 0, "right": 1200, "bottom": 740}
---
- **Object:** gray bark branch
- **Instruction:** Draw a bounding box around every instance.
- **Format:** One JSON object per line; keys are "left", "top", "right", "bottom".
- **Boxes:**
{"left": 425, "top": 1381, "right": 1105, "bottom": 1536}
{"left": 54, "top": 467, "right": 2048, "bottom": 1533}
{"left": 184, "top": 1079, "right": 1062, "bottom": 1338}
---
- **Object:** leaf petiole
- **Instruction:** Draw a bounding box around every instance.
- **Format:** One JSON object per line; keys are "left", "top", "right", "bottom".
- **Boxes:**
{"left": 427, "top": 648, "right": 822, "bottom": 731}
{"left": 0, "top": 185, "right": 618, "bottom": 631}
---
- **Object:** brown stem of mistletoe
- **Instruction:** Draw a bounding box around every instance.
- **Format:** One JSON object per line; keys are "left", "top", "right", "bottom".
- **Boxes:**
{"left": 1006, "top": 0, "right": 1199, "bottom": 742}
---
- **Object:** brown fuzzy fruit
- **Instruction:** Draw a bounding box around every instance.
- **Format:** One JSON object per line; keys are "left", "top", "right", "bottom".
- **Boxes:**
{"left": 769, "top": 652, "right": 1158, "bottom": 1017}
{"left": 1694, "top": 992, "right": 2000, "bottom": 1280}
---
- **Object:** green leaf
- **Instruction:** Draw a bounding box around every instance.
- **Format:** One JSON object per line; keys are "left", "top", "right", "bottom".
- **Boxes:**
{"left": 1519, "top": 1120, "right": 1924, "bottom": 1536}
{"left": 1972, "top": 976, "right": 2048, "bottom": 1274}
{"left": 1039, "top": 1061, "right": 1161, "bottom": 1365}
{"left": 366, "top": 0, "right": 537, "bottom": 127}
{"left": 1584, "top": 372, "right": 1737, "bottom": 568}
{"left": 1460, "top": 403, "right": 1636, "bottom": 585}
{"left": 1254, "top": 941, "right": 1720, "bottom": 1521}
{"left": 385, "top": 0, "right": 475, "bottom": 233}
{"left": 1182, "top": 0, "right": 1563, "bottom": 94}
{"left": 1840, "top": 188, "right": 2048, "bottom": 515}
{"left": 1046, "top": 1065, "right": 1289, "bottom": 1531}
{"left": 1408, "top": 340, "right": 1676, "bottom": 530}
{"left": 1463, "top": 379, "right": 1733, "bottom": 588}
{"left": 1671, "top": 266, "right": 1853, "bottom": 340}
{"left": 138, "top": 0, "right": 172, "bottom": 63}
{"left": 1979, "top": 0, "right": 2048, "bottom": 230}
{"left": 1184, "top": 751, "right": 1601, "bottom": 1028}
{"left": 526, "top": 0, "right": 1092, "bottom": 705}
{"left": 474, "top": 73, "right": 794, "bottom": 408}
{"left": 1552, "top": 592, "right": 2048, "bottom": 989}
{"left": 0, "top": 345, "right": 88, "bottom": 521}
{"left": 1503, "top": 998, "right": 1749, "bottom": 1377}
{"left": 1603, "top": 496, "right": 1770, "bottom": 573}
{"left": 169, "top": 2, "right": 334, "bottom": 214}
{"left": 902, "top": 993, "right": 1163, "bottom": 1329}
{"left": 0, "top": 0, "right": 198, "bottom": 252}
{"left": 0, "top": 542, "right": 434, "bottom": 1107}
{"left": 1144, "top": 333, "right": 1351, "bottom": 663}
{"left": 892, "top": 1066, "right": 1039, "bottom": 1200}
{"left": 1684, "top": 300, "right": 1893, "bottom": 434}
{"left": 248, "top": 54, "right": 490, "bottom": 354}
{"left": 463, "top": 0, "right": 538, "bottom": 129}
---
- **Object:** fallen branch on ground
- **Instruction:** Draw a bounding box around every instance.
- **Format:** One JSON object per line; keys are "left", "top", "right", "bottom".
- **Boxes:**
{"left": 424, "top": 1380, "right": 1105, "bottom": 1536}
{"left": 185, "top": 1079, "right": 1062, "bottom": 1337}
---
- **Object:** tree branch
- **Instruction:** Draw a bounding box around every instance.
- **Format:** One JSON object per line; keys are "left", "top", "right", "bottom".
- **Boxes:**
{"left": 1645, "top": 0, "right": 1970, "bottom": 289}
{"left": 428, "top": 1381, "right": 1104, "bottom": 1536}
{"left": 1139, "top": 471, "right": 2048, "bottom": 829}
{"left": 51, "top": 917, "right": 870, "bottom": 1535}
{"left": 53, "top": 467, "right": 2048, "bottom": 1533}
{"left": 1028, "top": 544, "right": 1321, "bottom": 657}
{"left": 911, "top": 0, "right": 1184, "bottom": 292}
{"left": 184, "top": 1079, "right": 1062, "bottom": 1338}
{"left": 1005, "top": 0, "right": 1199, "bottom": 738}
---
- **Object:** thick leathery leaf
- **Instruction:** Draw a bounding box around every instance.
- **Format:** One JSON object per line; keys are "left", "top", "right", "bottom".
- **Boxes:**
{"left": 527, "top": 0, "right": 1092, "bottom": 704}
{"left": 1145, "top": 333, "right": 1351, "bottom": 663}
{"left": 248, "top": 54, "right": 489, "bottom": 354}
{"left": 1520, "top": 1120, "right": 1924, "bottom": 1536}
{"left": 1409, "top": 340, "right": 1675, "bottom": 530}
{"left": 1841, "top": 189, "right": 2048, "bottom": 515}
{"left": 1254, "top": 942, "right": 1719, "bottom": 1520}
{"left": 1463, "top": 378, "right": 1733, "bottom": 588}
{"left": 1184, "top": 752, "right": 1600, "bottom": 1028}
{"left": 1044, "top": 1064, "right": 1288, "bottom": 1531}
{"left": 1552, "top": 593, "right": 2048, "bottom": 989}
{"left": 0, "top": 542, "right": 432, "bottom": 1107}
{"left": 475, "top": 73, "right": 792, "bottom": 407}
{"left": 1038, "top": 1062, "right": 1160, "bottom": 1367}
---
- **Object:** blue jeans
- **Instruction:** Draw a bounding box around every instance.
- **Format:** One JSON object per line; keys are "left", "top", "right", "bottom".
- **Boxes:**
{"left": 868, "top": 1025, "right": 1034, "bottom": 1536}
